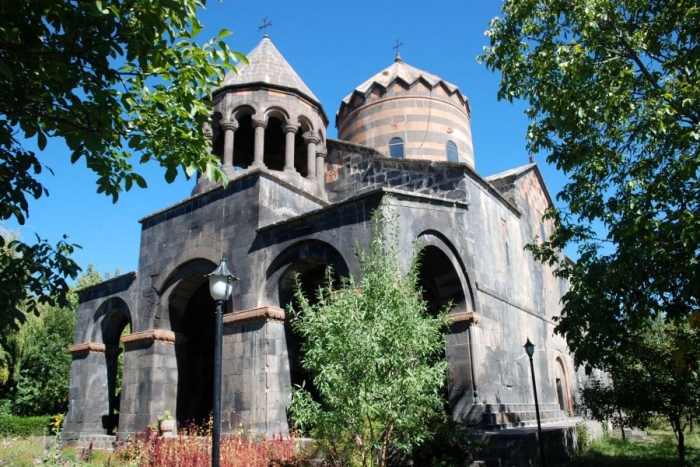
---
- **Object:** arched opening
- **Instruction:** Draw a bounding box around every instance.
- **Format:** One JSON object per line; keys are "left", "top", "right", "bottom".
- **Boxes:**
{"left": 94, "top": 299, "right": 131, "bottom": 435}
{"left": 280, "top": 261, "right": 341, "bottom": 399}
{"left": 417, "top": 244, "right": 474, "bottom": 417}
{"left": 211, "top": 112, "right": 224, "bottom": 162}
{"left": 554, "top": 356, "right": 573, "bottom": 415}
{"left": 264, "top": 116, "right": 285, "bottom": 171}
{"left": 293, "top": 128, "right": 307, "bottom": 176}
{"left": 173, "top": 279, "right": 216, "bottom": 426}
{"left": 233, "top": 114, "right": 254, "bottom": 169}
{"left": 418, "top": 245, "right": 465, "bottom": 316}
{"left": 166, "top": 268, "right": 218, "bottom": 427}
{"left": 267, "top": 241, "right": 350, "bottom": 428}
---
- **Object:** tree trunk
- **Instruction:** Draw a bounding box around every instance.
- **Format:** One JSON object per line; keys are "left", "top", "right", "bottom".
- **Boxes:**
{"left": 678, "top": 427, "right": 685, "bottom": 466}
{"left": 618, "top": 407, "right": 626, "bottom": 441}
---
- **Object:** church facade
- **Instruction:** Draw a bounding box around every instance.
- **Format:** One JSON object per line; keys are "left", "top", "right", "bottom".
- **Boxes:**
{"left": 64, "top": 36, "right": 581, "bottom": 443}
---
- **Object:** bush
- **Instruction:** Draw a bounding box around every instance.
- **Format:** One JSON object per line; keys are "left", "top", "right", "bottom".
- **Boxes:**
{"left": 0, "top": 415, "right": 55, "bottom": 437}
{"left": 110, "top": 427, "right": 307, "bottom": 466}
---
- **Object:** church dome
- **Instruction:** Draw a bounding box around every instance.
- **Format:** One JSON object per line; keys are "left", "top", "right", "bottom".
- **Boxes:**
{"left": 336, "top": 55, "right": 473, "bottom": 167}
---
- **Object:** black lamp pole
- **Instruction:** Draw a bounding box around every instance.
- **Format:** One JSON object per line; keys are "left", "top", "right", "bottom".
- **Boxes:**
{"left": 208, "top": 257, "right": 237, "bottom": 467}
{"left": 524, "top": 338, "right": 546, "bottom": 467}
{"left": 212, "top": 298, "right": 224, "bottom": 467}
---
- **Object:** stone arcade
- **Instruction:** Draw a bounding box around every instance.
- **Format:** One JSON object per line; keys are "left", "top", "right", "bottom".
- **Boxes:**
{"left": 64, "top": 35, "right": 582, "bottom": 446}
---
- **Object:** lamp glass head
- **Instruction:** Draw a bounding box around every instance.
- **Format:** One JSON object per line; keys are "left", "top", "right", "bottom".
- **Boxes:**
{"left": 524, "top": 338, "right": 535, "bottom": 358}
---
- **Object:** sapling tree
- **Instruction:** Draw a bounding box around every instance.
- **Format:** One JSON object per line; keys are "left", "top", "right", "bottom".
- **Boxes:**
{"left": 289, "top": 207, "right": 451, "bottom": 467}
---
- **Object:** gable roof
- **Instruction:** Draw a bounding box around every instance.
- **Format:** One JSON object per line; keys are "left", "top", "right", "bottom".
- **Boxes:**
{"left": 486, "top": 162, "right": 554, "bottom": 206}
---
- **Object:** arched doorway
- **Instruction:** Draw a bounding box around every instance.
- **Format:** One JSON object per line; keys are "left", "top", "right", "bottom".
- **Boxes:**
{"left": 267, "top": 241, "right": 349, "bottom": 425}
{"left": 416, "top": 238, "right": 476, "bottom": 417}
{"left": 171, "top": 277, "right": 217, "bottom": 426}
{"left": 554, "top": 356, "right": 573, "bottom": 415}
{"left": 93, "top": 299, "right": 131, "bottom": 434}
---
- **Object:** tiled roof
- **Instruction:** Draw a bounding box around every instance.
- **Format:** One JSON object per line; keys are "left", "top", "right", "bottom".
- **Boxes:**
{"left": 341, "top": 58, "right": 466, "bottom": 105}
{"left": 218, "top": 36, "right": 319, "bottom": 103}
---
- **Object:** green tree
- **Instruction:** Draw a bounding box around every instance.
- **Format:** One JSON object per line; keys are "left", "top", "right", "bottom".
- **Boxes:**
{"left": 581, "top": 317, "right": 700, "bottom": 460}
{"left": 0, "top": 0, "right": 244, "bottom": 336}
{"left": 12, "top": 302, "right": 76, "bottom": 416}
{"left": 481, "top": 1, "right": 700, "bottom": 463}
{"left": 289, "top": 209, "right": 451, "bottom": 467}
{"left": 2, "top": 264, "right": 110, "bottom": 416}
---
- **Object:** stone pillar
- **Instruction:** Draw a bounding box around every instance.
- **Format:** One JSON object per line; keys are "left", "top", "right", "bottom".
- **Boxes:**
{"left": 283, "top": 122, "right": 299, "bottom": 173}
{"left": 194, "top": 122, "right": 215, "bottom": 190}
{"left": 64, "top": 343, "right": 109, "bottom": 441}
{"left": 221, "top": 120, "right": 238, "bottom": 169}
{"left": 316, "top": 147, "right": 327, "bottom": 190}
{"left": 252, "top": 117, "right": 267, "bottom": 168}
{"left": 303, "top": 132, "right": 320, "bottom": 180}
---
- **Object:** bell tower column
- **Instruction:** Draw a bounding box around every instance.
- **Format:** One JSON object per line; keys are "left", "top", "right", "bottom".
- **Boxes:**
{"left": 303, "top": 132, "right": 320, "bottom": 180}
{"left": 316, "top": 147, "right": 327, "bottom": 190}
{"left": 252, "top": 117, "right": 267, "bottom": 168}
{"left": 283, "top": 122, "right": 299, "bottom": 173}
{"left": 221, "top": 120, "right": 238, "bottom": 170}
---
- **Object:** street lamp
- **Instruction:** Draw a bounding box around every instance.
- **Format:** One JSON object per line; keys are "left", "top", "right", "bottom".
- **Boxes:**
{"left": 208, "top": 257, "right": 238, "bottom": 467}
{"left": 524, "top": 338, "right": 546, "bottom": 467}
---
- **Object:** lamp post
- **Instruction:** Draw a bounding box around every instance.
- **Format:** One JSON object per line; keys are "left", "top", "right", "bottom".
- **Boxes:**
{"left": 208, "top": 257, "right": 238, "bottom": 467}
{"left": 524, "top": 338, "right": 546, "bottom": 467}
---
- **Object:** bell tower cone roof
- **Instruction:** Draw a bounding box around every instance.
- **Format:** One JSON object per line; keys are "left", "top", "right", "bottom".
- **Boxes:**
{"left": 216, "top": 36, "right": 320, "bottom": 106}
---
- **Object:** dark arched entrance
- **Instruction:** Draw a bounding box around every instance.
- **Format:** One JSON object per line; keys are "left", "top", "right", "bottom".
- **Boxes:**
{"left": 171, "top": 276, "right": 217, "bottom": 426}
{"left": 417, "top": 243, "right": 475, "bottom": 416}
{"left": 267, "top": 241, "right": 349, "bottom": 425}
{"left": 94, "top": 299, "right": 131, "bottom": 434}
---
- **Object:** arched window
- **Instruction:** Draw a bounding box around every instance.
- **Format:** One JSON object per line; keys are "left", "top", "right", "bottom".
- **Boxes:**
{"left": 446, "top": 140, "right": 458, "bottom": 162}
{"left": 388, "top": 137, "right": 404, "bottom": 159}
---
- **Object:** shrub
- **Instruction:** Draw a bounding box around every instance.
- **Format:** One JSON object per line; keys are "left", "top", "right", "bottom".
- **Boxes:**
{"left": 110, "top": 426, "right": 307, "bottom": 467}
{"left": 0, "top": 415, "right": 55, "bottom": 437}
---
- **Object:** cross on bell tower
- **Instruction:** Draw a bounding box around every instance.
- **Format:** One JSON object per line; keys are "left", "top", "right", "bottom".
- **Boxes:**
{"left": 258, "top": 16, "right": 273, "bottom": 37}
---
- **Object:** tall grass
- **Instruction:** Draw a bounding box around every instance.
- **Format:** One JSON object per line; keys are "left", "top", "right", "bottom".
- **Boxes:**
{"left": 568, "top": 422, "right": 699, "bottom": 466}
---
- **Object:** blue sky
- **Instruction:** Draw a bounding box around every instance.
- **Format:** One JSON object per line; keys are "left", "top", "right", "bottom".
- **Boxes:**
{"left": 6, "top": 1, "right": 570, "bottom": 280}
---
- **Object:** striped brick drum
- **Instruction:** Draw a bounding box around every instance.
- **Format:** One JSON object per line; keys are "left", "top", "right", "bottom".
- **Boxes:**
{"left": 336, "top": 58, "right": 474, "bottom": 168}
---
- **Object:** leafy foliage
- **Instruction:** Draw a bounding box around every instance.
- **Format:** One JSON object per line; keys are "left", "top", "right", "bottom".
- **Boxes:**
{"left": 0, "top": 265, "right": 109, "bottom": 416}
{"left": 0, "top": 231, "right": 78, "bottom": 384}
{"left": 481, "top": 2, "right": 700, "bottom": 463}
{"left": 12, "top": 303, "right": 76, "bottom": 416}
{"left": 0, "top": 415, "right": 56, "bottom": 438}
{"left": 288, "top": 208, "right": 450, "bottom": 467}
{"left": 0, "top": 0, "right": 244, "bottom": 346}
{"left": 481, "top": 0, "right": 700, "bottom": 364}
{"left": 581, "top": 317, "right": 700, "bottom": 462}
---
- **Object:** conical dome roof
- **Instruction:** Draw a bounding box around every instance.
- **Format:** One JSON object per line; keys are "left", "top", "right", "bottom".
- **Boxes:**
{"left": 340, "top": 57, "right": 467, "bottom": 108}
{"left": 217, "top": 36, "right": 320, "bottom": 105}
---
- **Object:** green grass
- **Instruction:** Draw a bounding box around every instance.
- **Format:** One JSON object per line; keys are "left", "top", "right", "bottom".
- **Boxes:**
{"left": 568, "top": 425, "right": 700, "bottom": 467}
{"left": 0, "top": 437, "right": 114, "bottom": 466}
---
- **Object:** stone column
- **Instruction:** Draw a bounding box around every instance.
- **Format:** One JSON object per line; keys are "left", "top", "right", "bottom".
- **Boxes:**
{"left": 252, "top": 117, "right": 267, "bottom": 168}
{"left": 283, "top": 122, "right": 300, "bottom": 173}
{"left": 316, "top": 147, "right": 327, "bottom": 190}
{"left": 221, "top": 120, "right": 238, "bottom": 169}
{"left": 303, "top": 132, "right": 320, "bottom": 180}
{"left": 194, "top": 122, "right": 215, "bottom": 188}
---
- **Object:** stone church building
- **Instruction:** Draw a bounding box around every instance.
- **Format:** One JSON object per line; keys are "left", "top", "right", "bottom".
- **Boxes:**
{"left": 64, "top": 35, "right": 581, "bottom": 444}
